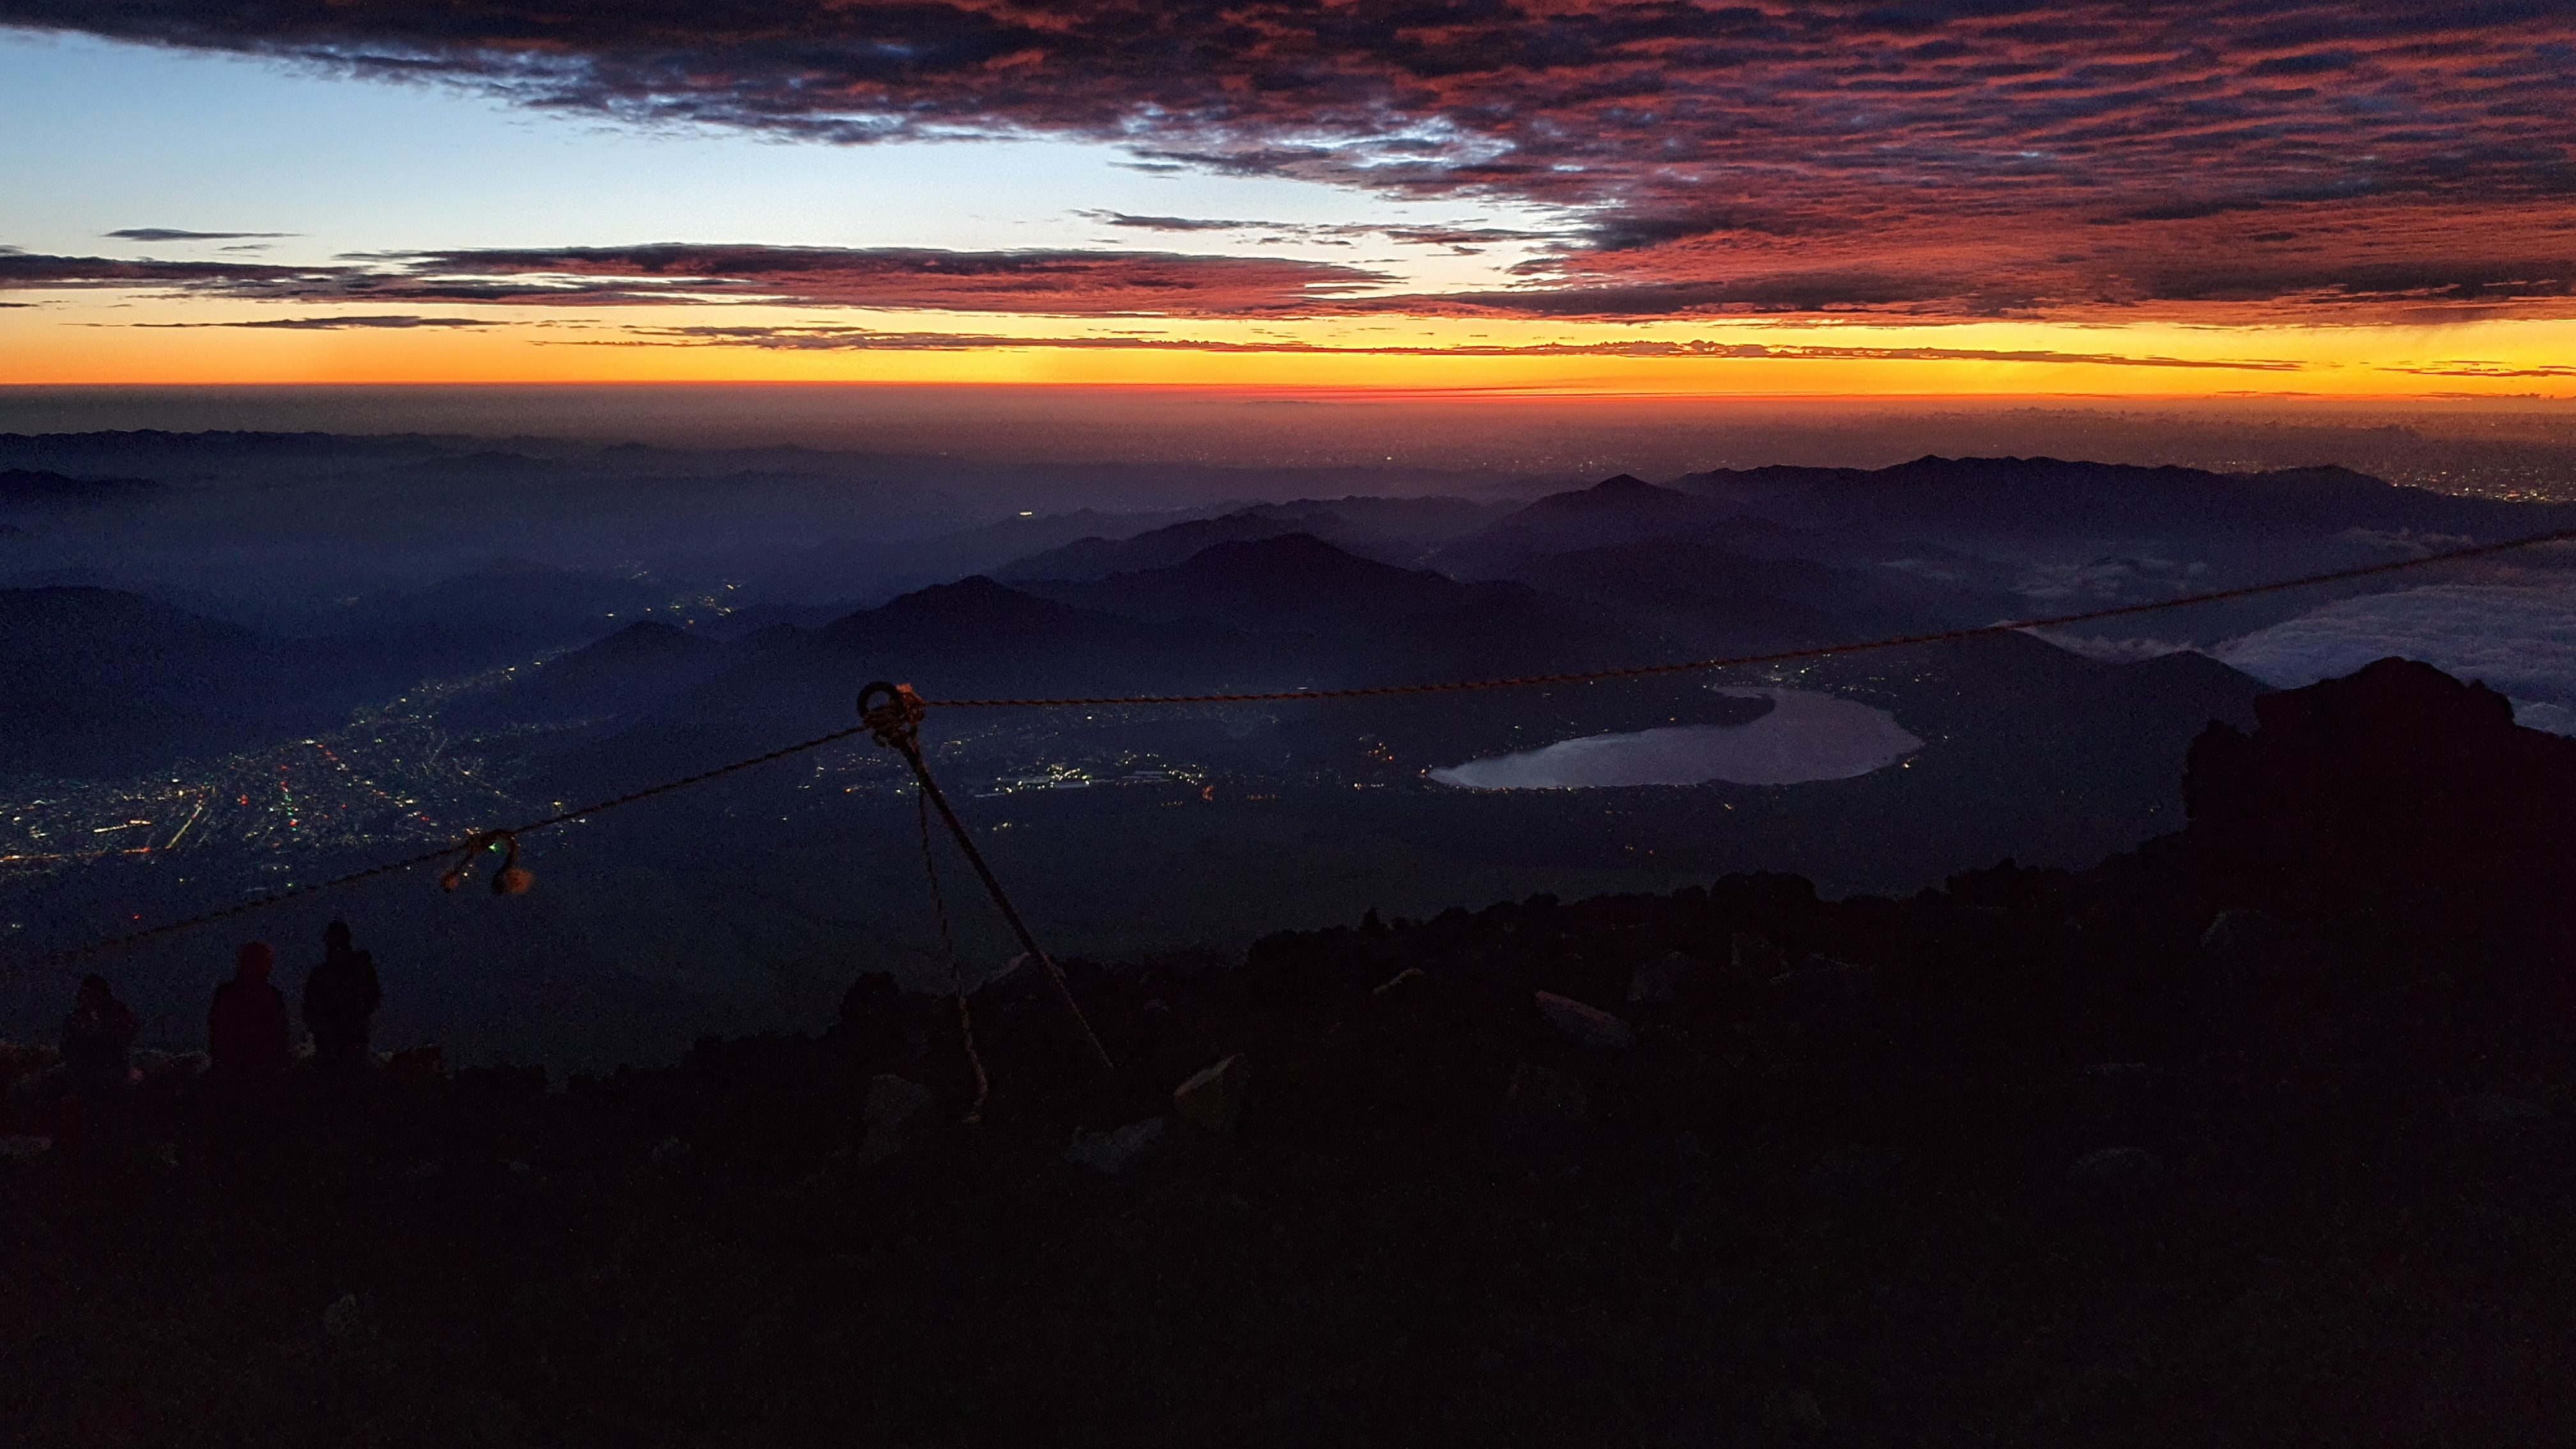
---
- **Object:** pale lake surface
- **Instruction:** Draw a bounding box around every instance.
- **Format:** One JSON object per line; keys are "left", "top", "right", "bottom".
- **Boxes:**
{"left": 1429, "top": 688, "right": 1924, "bottom": 790}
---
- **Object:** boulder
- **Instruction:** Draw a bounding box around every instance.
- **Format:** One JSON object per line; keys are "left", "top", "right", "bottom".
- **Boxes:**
{"left": 861, "top": 1074, "right": 938, "bottom": 1163}
{"left": 2451, "top": 1092, "right": 2563, "bottom": 1153}
{"left": 1172, "top": 1055, "right": 1249, "bottom": 1136}
{"left": 322, "top": 1294, "right": 363, "bottom": 1340}
{"left": 2078, "top": 1062, "right": 2176, "bottom": 1131}
{"left": 1765, "top": 958, "right": 1879, "bottom": 1006}
{"left": 2199, "top": 909, "right": 2309, "bottom": 993}
{"left": 1627, "top": 950, "right": 1710, "bottom": 1008}
{"left": 1506, "top": 1062, "right": 1588, "bottom": 1122}
{"left": 2069, "top": 1146, "right": 2166, "bottom": 1203}
{"left": 1064, "top": 1117, "right": 1168, "bottom": 1174}
{"left": 1728, "top": 931, "right": 1784, "bottom": 986}
{"left": 1805, "top": 1144, "right": 1908, "bottom": 1202}
{"left": 1497, "top": 1062, "right": 1590, "bottom": 1150}
{"left": 1535, "top": 992, "right": 1634, "bottom": 1050}
{"left": 385, "top": 1045, "right": 447, "bottom": 1083}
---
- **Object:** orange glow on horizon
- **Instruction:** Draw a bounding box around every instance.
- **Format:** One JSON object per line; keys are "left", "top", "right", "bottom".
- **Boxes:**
{"left": 5, "top": 293, "right": 2574, "bottom": 400}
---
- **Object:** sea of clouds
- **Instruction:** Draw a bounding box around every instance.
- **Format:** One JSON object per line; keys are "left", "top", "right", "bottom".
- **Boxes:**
{"left": 2216, "top": 583, "right": 2576, "bottom": 735}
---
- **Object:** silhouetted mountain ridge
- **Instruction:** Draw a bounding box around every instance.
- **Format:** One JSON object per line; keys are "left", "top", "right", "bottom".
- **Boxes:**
{"left": 0, "top": 468, "right": 159, "bottom": 506}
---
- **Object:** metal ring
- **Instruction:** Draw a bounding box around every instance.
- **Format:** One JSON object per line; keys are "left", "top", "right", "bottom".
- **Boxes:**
{"left": 857, "top": 680, "right": 901, "bottom": 719}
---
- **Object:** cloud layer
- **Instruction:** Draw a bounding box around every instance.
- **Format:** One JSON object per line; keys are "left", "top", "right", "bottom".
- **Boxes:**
{"left": 2220, "top": 581, "right": 2576, "bottom": 733}
{"left": 2, "top": 244, "right": 1391, "bottom": 317}
{"left": 6, "top": 1, "right": 2573, "bottom": 323}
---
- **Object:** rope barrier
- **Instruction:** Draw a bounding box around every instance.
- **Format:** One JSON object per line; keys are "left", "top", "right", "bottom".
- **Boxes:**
{"left": 23, "top": 722, "right": 871, "bottom": 967}
{"left": 14, "top": 523, "right": 2572, "bottom": 970}
{"left": 916, "top": 789, "right": 990, "bottom": 1123}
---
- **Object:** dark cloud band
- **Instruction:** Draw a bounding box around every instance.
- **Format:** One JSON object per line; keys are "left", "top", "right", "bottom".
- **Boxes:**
{"left": 105, "top": 227, "right": 295, "bottom": 242}
{"left": 589, "top": 322, "right": 2306, "bottom": 371}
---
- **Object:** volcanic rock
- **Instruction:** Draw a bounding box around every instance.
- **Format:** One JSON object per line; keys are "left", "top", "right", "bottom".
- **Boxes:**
{"left": 1172, "top": 1055, "right": 1248, "bottom": 1136}
{"left": 1535, "top": 992, "right": 1634, "bottom": 1049}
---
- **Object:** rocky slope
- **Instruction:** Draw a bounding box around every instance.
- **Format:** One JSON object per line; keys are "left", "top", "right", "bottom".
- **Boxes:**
{"left": 5, "top": 657, "right": 2573, "bottom": 1446}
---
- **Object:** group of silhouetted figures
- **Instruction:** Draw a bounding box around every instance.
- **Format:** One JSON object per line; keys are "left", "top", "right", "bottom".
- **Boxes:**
{"left": 56, "top": 919, "right": 383, "bottom": 1118}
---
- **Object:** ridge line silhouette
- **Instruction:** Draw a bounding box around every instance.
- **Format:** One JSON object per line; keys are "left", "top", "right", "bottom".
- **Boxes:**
{"left": 19, "top": 524, "right": 2574, "bottom": 969}
{"left": 920, "top": 526, "right": 2576, "bottom": 707}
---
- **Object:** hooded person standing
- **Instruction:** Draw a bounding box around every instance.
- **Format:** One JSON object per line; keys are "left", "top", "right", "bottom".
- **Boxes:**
{"left": 303, "top": 920, "right": 381, "bottom": 1076}
{"left": 62, "top": 974, "right": 139, "bottom": 1111}
{"left": 209, "top": 941, "right": 291, "bottom": 1085}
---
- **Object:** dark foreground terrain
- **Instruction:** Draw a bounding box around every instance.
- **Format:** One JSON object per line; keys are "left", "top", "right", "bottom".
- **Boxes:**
{"left": 6, "top": 657, "right": 2576, "bottom": 1446}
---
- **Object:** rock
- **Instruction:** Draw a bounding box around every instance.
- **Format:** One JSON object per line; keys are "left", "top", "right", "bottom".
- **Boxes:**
{"left": 2069, "top": 1146, "right": 2166, "bottom": 1202}
{"left": 322, "top": 1294, "right": 362, "bottom": 1339}
{"left": 5, "top": 1062, "right": 61, "bottom": 1123}
{"left": 1729, "top": 932, "right": 1783, "bottom": 984}
{"left": 1805, "top": 1144, "right": 1907, "bottom": 1202}
{"left": 133, "top": 1050, "right": 206, "bottom": 1085}
{"left": 864, "top": 1074, "right": 935, "bottom": 1133}
{"left": 1535, "top": 991, "right": 1634, "bottom": 1050}
{"left": 2078, "top": 1062, "right": 2175, "bottom": 1128}
{"left": 2452, "top": 1092, "right": 2559, "bottom": 1149}
{"left": 1064, "top": 1117, "right": 1167, "bottom": 1174}
{"left": 1502, "top": 1062, "right": 1589, "bottom": 1127}
{"left": 1627, "top": 950, "right": 1709, "bottom": 1008}
{"left": 1172, "top": 1055, "right": 1249, "bottom": 1136}
{"left": 860, "top": 1074, "right": 938, "bottom": 1163}
{"left": 385, "top": 1045, "right": 446, "bottom": 1082}
{"left": 650, "top": 1137, "right": 692, "bottom": 1169}
{"left": 0, "top": 1134, "right": 50, "bottom": 1160}
{"left": 1763, "top": 1386, "right": 1826, "bottom": 1436}
{"left": 2199, "top": 909, "right": 2306, "bottom": 992}
{"left": 1765, "top": 958, "right": 1879, "bottom": 1006}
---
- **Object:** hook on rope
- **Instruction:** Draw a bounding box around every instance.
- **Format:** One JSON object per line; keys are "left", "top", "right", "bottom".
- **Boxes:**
{"left": 439, "top": 830, "right": 534, "bottom": 896}
{"left": 489, "top": 832, "right": 535, "bottom": 896}
{"left": 859, "top": 680, "right": 927, "bottom": 753}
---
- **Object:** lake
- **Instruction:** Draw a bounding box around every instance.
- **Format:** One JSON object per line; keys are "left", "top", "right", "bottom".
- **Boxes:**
{"left": 1428, "top": 687, "right": 1923, "bottom": 790}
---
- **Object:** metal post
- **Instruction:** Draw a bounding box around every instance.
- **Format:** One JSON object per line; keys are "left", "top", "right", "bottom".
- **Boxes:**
{"left": 861, "top": 682, "right": 1114, "bottom": 1074}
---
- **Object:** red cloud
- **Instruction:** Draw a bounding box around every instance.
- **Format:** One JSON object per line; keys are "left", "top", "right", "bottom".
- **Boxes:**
{"left": 6, "top": 1, "right": 2572, "bottom": 322}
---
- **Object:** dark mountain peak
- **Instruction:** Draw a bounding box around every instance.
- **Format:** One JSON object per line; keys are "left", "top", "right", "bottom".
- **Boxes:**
{"left": 0, "top": 583, "right": 247, "bottom": 637}
{"left": 1171, "top": 530, "right": 1400, "bottom": 582}
{"left": 992, "top": 509, "right": 1313, "bottom": 583}
{"left": 588, "top": 618, "right": 716, "bottom": 659}
{"left": 1540, "top": 473, "right": 1688, "bottom": 508}
{"left": 836, "top": 575, "right": 1089, "bottom": 636}
{"left": 455, "top": 555, "right": 583, "bottom": 583}
{"left": 882, "top": 572, "right": 1027, "bottom": 608}
{"left": 2255, "top": 654, "right": 2516, "bottom": 737}
{"left": 2183, "top": 657, "right": 2576, "bottom": 907}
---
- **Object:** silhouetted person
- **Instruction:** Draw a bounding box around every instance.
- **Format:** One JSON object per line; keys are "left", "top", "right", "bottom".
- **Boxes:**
{"left": 303, "top": 921, "right": 381, "bottom": 1075}
{"left": 62, "top": 974, "right": 138, "bottom": 1112}
{"left": 210, "top": 941, "right": 291, "bottom": 1085}
{"left": 839, "top": 970, "right": 907, "bottom": 1071}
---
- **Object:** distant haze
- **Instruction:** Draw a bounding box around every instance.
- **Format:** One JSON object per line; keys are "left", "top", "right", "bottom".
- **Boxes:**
{"left": 3, "top": 387, "right": 2575, "bottom": 497}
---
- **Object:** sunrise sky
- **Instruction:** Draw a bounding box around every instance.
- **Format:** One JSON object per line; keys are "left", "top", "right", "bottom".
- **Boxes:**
{"left": 4, "top": 3, "right": 2573, "bottom": 396}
